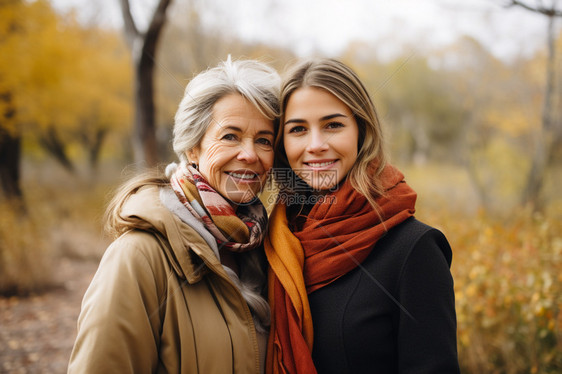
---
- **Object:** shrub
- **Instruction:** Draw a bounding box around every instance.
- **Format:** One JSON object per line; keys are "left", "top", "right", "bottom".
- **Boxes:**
{"left": 446, "top": 210, "right": 562, "bottom": 373}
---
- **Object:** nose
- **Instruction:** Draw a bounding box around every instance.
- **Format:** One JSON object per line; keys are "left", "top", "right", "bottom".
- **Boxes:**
{"left": 237, "top": 143, "right": 258, "bottom": 164}
{"left": 306, "top": 129, "right": 328, "bottom": 153}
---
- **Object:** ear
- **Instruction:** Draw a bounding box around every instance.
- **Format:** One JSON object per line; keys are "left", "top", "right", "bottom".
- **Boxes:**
{"left": 186, "top": 148, "right": 200, "bottom": 164}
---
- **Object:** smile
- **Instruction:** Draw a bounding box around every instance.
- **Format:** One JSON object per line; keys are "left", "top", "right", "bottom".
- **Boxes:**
{"left": 227, "top": 171, "right": 259, "bottom": 180}
{"left": 305, "top": 160, "right": 337, "bottom": 168}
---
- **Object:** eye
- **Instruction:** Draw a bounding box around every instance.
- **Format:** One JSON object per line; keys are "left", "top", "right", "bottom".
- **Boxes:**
{"left": 287, "top": 125, "right": 307, "bottom": 134}
{"left": 326, "top": 121, "right": 344, "bottom": 129}
{"left": 256, "top": 137, "right": 273, "bottom": 147}
{"left": 221, "top": 133, "right": 238, "bottom": 141}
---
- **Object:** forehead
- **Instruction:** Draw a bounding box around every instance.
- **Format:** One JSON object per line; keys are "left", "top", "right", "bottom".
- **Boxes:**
{"left": 209, "top": 93, "right": 273, "bottom": 133}
{"left": 213, "top": 94, "right": 261, "bottom": 119}
{"left": 285, "top": 87, "right": 351, "bottom": 116}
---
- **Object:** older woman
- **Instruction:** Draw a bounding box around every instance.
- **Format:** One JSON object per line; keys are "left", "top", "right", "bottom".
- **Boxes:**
{"left": 68, "top": 58, "right": 280, "bottom": 374}
{"left": 265, "top": 58, "right": 459, "bottom": 373}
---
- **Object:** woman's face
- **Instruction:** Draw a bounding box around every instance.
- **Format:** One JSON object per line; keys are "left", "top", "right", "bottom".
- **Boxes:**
{"left": 283, "top": 87, "right": 359, "bottom": 191}
{"left": 188, "top": 94, "right": 274, "bottom": 204}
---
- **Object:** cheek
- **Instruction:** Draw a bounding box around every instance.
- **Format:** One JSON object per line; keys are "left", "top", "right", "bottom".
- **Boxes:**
{"left": 199, "top": 145, "right": 230, "bottom": 176}
{"left": 261, "top": 151, "right": 274, "bottom": 171}
{"left": 283, "top": 139, "right": 301, "bottom": 167}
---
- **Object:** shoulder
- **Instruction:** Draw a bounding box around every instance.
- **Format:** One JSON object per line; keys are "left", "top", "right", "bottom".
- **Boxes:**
{"left": 98, "top": 230, "right": 171, "bottom": 286}
{"left": 380, "top": 217, "right": 452, "bottom": 267}
{"left": 359, "top": 217, "right": 452, "bottom": 294}
{"left": 108, "top": 230, "right": 167, "bottom": 263}
{"left": 386, "top": 218, "right": 455, "bottom": 303}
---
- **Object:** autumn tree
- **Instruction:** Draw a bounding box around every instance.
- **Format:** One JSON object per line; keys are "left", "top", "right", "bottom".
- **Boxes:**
{"left": 16, "top": 5, "right": 132, "bottom": 174}
{"left": 0, "top": 0, "right": 28, "bottom": 205}
{"left": 0, "top": 0, "right": 132, "bottom": 205}
{"left": 60, "top": 24, "right": 132, "bottom": 172}
{"left": 119, "top": 0, "right": 172, "bottom": 167}
{"left": 505, "top": 0, "right": 562, "bottom": 209}
{"left": 27, "top": 17, "right": 132, "bottom": 174}
{"left": 436, "top": 37, "right": 516, "bottom": 209}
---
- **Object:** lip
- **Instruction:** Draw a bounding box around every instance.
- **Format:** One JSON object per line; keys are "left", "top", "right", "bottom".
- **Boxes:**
{"left": 225, "top": 169, "right": 261, "bottom": 183}
{"left": 303, "top": 159, "right": 338, "bottom": 170}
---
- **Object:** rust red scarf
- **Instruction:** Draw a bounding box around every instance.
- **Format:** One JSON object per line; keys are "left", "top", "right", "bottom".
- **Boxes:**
{"left": 265, "top": 164, "right": 416, "bottom": 374}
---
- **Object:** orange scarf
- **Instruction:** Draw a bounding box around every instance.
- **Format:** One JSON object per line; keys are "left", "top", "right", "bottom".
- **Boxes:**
{"left": 265, "top": 165, "right": 416, "bottom": 374}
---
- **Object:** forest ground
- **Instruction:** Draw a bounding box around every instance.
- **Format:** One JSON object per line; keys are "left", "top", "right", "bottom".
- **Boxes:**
{"left": 0, "top": 258, "right": 98, "bottom": 374}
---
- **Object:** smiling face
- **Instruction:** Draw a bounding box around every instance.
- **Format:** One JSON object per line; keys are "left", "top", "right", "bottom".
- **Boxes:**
{"left": 188, "top": 94, "right": 274, "bottom": 204}
{"left": 283, "top": 87, "right": 359, "bottom": 191}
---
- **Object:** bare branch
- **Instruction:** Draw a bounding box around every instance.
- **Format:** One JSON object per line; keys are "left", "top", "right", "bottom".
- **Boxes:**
{"left": 118, "top": 0, "right": 140, "bottom": 48}
{"left": 143, "top": 0, "right": 172, "bottom": 58}
{"left": 119, "top": 0, "right": 172, "bottom": 166}
{"left": 506, "top": 0, "right": 562, "bottom": 16}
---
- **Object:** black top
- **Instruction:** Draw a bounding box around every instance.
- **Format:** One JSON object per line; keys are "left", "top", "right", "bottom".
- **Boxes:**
{"left": 308, "top": 218, "right": 460, "bottom": 373}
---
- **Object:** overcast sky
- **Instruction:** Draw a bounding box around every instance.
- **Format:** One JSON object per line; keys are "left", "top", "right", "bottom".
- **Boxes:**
{"left": 53, "top": 0, "right": 556, "bottom": 62}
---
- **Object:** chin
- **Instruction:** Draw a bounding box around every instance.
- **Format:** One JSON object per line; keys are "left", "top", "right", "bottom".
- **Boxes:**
{"left": 227, "top": 191, "right": 259, "bottom": 205}
{"left": 309, "top": 181, "right": 336, "bottom": 191}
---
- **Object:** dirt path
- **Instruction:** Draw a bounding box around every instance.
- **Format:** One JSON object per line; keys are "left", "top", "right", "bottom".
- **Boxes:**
{"left": 0, "top": 258, "right": 98, "bottom": 374}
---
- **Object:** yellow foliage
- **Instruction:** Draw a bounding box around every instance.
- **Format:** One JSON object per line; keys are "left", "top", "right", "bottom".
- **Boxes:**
{"left": 486, "top": 107, "right": 539, "bottom": 137}
{"left": 415, "top": 205, "right": 562, "bottom": 373}
{"left": 0, "top": 0, "right": 132, "bottom": 150}
{"left": 403, "top": 162, "right": 562, "bottom": 372}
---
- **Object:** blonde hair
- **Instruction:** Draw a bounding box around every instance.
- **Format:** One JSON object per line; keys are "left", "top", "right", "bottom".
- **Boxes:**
{"left": 276, "top": 58, "right": 388, "bottom": 209}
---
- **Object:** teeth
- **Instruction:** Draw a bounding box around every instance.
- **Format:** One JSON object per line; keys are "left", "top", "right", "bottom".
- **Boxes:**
{"left": 308, "top": 161, "right": 335, "bottom": 167}
{"left": 230, "top": 172, "right": 256, "bottom": 180}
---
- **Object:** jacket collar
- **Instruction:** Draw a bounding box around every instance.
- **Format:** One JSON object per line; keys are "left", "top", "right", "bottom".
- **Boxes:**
{"left": 119, "top": 185, "right": 224, "bottom": 284}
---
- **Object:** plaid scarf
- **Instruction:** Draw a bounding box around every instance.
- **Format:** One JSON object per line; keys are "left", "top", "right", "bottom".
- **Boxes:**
{"left": 170, "top": 162, "right": 267, "bottom": 252}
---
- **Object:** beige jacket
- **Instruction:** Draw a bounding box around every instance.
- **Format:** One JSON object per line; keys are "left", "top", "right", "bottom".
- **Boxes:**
{"left": 68, "top": 185, "right": 264, "bottom": 373}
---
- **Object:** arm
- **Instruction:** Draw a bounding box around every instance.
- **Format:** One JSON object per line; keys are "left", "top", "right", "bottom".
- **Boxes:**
{"left": 68, "top": 232, "right": 165, "bottom": 373}
{"left": 397, "top": 229, "right": 460, "bottom": 373}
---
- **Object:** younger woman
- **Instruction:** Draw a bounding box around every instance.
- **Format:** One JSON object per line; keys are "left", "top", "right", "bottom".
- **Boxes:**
{"left": 265, "top": 58, "right": 460, "bottom": 374}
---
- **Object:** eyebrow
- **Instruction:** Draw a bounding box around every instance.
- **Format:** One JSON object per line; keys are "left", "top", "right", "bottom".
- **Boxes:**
{"left": 284, "top": 113, "right": 347, "bottom": 125}
{"left": 221, "top": 125, "right": 274, "bottom": 136}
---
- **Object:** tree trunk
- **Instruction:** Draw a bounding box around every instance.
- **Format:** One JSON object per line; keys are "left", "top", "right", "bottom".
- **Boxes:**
{"left": 133, "top": 46, "right": 158, "bottom": 167}
{"left": 0, "top": 91, "right": 25, "bottom": 210}
{"left": 39, "top": 126, "right": 75, "bottom": 173}
{"left": 84, "top": 128, "right": 107, "bottom": 173}
{"left": 465, "top": 140, "right": 492, "bottom": 210}
{"left": 521, "top": 15, "right": 557, "bottom": 210}
{"left": 0, "top": 128, "right": 24, "bottom": 201}
{"left": 120, "top": 0, "right": 172, "bottom": 168}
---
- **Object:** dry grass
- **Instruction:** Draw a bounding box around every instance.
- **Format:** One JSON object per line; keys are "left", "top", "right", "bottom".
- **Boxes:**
{"left": 0, "top": 160, "right": 117, "bottom": 295}
{"left": 0, "top": 203, "right": 56, "bottom": 295}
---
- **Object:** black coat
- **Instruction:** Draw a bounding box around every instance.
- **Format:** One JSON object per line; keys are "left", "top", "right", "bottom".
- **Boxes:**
{"left": 308, "top": 217, "right": 460, "bottom": 373}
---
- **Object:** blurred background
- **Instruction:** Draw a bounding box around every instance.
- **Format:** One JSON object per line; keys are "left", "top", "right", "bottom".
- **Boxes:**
{"left": 0, "top": 0, "right": 561, "bottom": 372}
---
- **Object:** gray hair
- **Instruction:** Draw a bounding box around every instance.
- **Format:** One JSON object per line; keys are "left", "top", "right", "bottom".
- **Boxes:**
{"left": 171, "top": 57, "right": 281, "bottom": 166}
{"left": 165, "top": 57, "right": 280, "bottom": 332}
